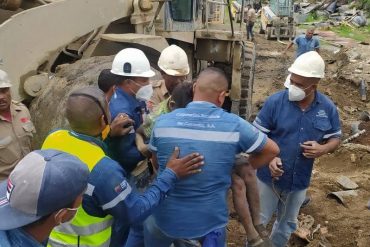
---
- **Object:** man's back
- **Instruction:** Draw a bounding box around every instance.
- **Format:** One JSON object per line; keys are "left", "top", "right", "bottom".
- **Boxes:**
{"left": 149, "top": 101, "right": 266, "bottom": 238}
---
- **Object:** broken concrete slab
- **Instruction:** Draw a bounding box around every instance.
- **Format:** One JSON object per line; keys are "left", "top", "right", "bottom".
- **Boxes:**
{"left": 327, "top": 190, "right": 358, "bottom": 206}
{"left": 336, "top": 175, "right": 359, "bottom": 190}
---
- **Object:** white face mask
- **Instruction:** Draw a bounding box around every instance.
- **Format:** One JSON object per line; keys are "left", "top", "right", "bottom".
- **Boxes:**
{"left": 288, "top": 84, "right": 306, "bottom": 101}
{"left": 284, "top": 74, "right": 291, "bottom": 88}
{"left": 135, "top": 84, "right": 153, "bottom": 101}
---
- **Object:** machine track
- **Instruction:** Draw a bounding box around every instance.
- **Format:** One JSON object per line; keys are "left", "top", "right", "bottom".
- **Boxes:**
{"left": 239, "top": 41, "right": 256, "bottom": 120}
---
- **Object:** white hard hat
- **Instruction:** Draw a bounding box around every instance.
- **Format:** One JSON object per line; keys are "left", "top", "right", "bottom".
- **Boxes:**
{"left": 0, "top": 69, "right": 12, "bottom": 88}
{"left": 111, "top": 48, "right": 155, "bottom": 78}
{"left": 288, "top": 51, "right": 325, "bottom": 78}
{"left": 158, "top": 45, "right": 190, "bottom": 76}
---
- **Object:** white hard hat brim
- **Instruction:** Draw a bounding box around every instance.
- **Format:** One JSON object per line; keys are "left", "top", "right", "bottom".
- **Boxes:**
{"left": 159, "top": 66, "right": 190, "bottom": 77}
{"left": 0, "top": 82, "right": 12, "bottom": 88}
{"left": 110, "top": 69, "right": 156, "bottom": 78}
{"left": 288, "top": 67, "right": 324, "bottom": 79}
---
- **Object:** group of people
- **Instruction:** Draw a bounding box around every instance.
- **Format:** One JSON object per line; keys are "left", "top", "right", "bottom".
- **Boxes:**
{"left": 0, "top": 32, "right": 340, "bottom": 247}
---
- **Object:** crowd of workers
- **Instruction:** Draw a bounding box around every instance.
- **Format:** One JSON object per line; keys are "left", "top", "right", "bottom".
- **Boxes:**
{"left": 0, "top": 24, "right": 341, "bottom": 247}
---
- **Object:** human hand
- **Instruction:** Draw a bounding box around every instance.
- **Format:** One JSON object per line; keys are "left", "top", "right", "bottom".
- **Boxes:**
{"left": 301, "top": 141, "right": 327, "bottom": 159}
{"left": 109, "top": 113, "right": 135, "bottom": 137}
{"left": 269, "top": 157, "right": 284, "bottom": 179}
{"left": 166, "top": 147, "right": 204, "bottom": 178}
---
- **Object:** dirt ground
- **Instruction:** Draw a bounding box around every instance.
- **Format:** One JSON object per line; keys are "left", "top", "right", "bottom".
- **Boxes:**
{"left": 226, "top": 34, "right": 370, "bottom": 246}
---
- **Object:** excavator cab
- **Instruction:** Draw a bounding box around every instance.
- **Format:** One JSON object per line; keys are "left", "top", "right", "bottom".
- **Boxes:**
{"left": 155, "top": 0, "right": 255, "bottom": 118}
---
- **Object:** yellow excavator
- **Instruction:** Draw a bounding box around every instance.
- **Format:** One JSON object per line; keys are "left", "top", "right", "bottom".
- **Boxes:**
{"left": 0, "top": 0, "right": 256, "bottom": 121}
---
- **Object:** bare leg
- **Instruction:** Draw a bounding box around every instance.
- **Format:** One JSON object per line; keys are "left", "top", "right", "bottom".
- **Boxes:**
{"left": 231, "top": 172, "right": 260, "bottom": 241}
{"left": 241, "top": 164, "right": 261, "bottom": 226}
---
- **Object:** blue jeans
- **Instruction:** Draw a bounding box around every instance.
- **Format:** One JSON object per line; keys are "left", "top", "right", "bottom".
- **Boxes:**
{"left": 246, "top": 21, "right": 254, "bottom": 40}
{"left": 257, "top": 179, "right": 307, "bottom": 247}
{"left": 143, "top": 216, "right": 226, "bottom": 247}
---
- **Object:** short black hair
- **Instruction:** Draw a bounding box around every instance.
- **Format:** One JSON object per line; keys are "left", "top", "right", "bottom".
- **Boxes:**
{"left": 98, "top": 69, "right": 122, "bottom": 93}
{"left": 171, "top": 81, "right": 193, "bottom": 109}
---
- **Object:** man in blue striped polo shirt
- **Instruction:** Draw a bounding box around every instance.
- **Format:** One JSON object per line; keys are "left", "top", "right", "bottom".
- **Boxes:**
{"left": 143, "top": 67, "right": 279, "bottom": 246}
{"left": 253, "top": 51, "right": 341, "bottom": 247}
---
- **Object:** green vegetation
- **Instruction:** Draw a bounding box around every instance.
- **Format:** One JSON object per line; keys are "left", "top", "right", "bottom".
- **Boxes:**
{"left": 305, "top": 12, "right": 328, "bottom": 23}
{"left": 331, "top": 24, "right": 370, "bottom": 42}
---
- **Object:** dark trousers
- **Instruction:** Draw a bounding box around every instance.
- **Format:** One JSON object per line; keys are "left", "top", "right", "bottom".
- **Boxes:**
{"left": 246, "top": 21, "right": 255, "bottom": 40}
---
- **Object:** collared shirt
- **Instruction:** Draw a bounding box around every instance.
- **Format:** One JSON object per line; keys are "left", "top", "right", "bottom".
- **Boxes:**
{"left": 149, "top": 101, "right": 267, "bottom": 238}
{"left": 0, "top": 101, "right": 35, "bottom": 181}
{"left": 294, "top": 34, "right": 320, "bottom": 57}
{"left": 83, "top": 157, "right": 178, "bottom": 246}
{"left": 253, "top": 90, "right": 341, "bottom": 191}
{"left": 148, "top": 79, "right": 169, "bottom": 111}
{"left": 0, "top": 228, "right": 43, "bottom": 247}
{"left": 108, "top": 88, "right": 146, "bottom": 173}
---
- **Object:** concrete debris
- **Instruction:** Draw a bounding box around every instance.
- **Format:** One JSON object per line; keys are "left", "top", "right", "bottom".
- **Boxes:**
{"left": 336, "top": 175, "right": 359, "bottom": 190}
{"left": 295, "top": 1, "right": 368, "bottom": 28}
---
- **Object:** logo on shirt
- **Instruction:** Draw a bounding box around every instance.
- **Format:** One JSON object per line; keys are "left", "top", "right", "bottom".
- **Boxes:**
{"left": 20, "top": 117, "right": 30, "bottom": 123}
{"left": 115, "top": 180, "right": 128, "bottom": 193}
{"left": 316, "top": 110, "right": 328, "bottom": 118}
{"left": 5, "top": 179, "right": 14, "bottom": 202}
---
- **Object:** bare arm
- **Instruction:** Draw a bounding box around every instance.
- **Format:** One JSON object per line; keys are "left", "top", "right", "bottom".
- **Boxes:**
{"left": 248, "top": 138, "right": 280, "bottom": 169}
{"left": 284, "top": 42, "right": 294, "bottom": 53}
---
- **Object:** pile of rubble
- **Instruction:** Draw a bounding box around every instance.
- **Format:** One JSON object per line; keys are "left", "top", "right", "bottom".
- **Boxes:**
{"left": 294, "top": 0, "right": 368, "bottom": 28}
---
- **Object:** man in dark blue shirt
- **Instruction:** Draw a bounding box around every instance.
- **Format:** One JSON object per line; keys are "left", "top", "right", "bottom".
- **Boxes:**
{"left": 108, "top": 48, "right": 156, "bottom": 173}
{"left": 253, "top": 51, "right": 341, "bottom": 247}
{"left": 284, "top": 28, "right": 320, "bottom": 58}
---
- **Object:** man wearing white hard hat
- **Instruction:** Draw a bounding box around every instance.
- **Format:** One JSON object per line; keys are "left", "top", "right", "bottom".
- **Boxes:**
{"left": 108, "top": 48, "right": 156, "bottom": 174}
{"left": 0, "top": 69, "right": 35, "bottom": 181}
{"left": 149, "top": 45, "right": 190, "bottom": 110}
{"left": 252, "top": 51, "right": 341, "bottom": 246}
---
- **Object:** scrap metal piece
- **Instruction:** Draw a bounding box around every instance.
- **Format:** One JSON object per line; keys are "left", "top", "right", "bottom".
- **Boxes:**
{"left": 327, "top": 190, "right": 358, "bottom": 207}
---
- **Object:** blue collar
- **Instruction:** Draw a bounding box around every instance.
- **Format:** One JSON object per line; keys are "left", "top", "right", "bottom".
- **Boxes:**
{"left": 187, "top": 101, "right": 218, "bottom": 108}
{"left": 115, "top": 87, "right": 137, "bottom": 101}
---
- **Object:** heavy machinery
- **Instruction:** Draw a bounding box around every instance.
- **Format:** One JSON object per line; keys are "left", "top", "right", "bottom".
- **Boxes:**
{"left": 260, "top": 0, "right": 295, "bottom": 41}
{"left": 0, "top": 0, "right": 256, "bottom": 122}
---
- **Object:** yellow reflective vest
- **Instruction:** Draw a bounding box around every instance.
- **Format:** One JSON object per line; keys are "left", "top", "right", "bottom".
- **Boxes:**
{"left": 42, "top": 130, "right": 112, "bottom": 247}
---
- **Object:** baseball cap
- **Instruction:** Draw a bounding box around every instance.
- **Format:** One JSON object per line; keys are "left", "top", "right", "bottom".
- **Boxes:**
{"left": 0, "top": 69, "right": 12, "bottom": 88}
{"left": 0, "top": 149, "right": 89, "bottom": 230}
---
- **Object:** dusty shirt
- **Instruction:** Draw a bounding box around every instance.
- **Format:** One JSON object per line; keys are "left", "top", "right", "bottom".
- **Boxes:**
{"left": 244, "top": 8, "right": 256, "bottom": 22}
{"left": 0, "top": 101, "right": 35, "bottom": 181}
{"left": 148, "top": 80, "right": 169, "bottom": 111}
